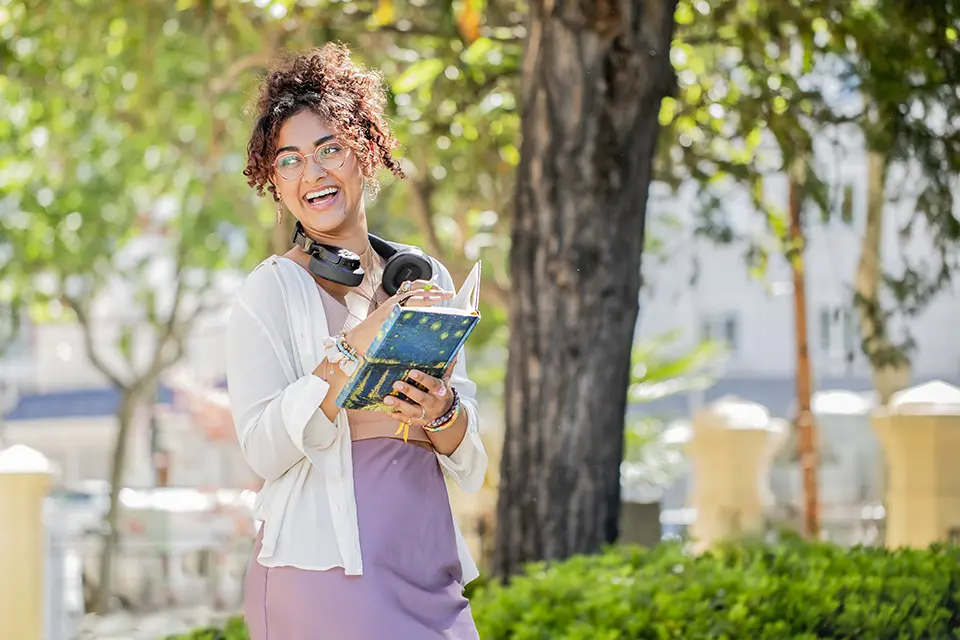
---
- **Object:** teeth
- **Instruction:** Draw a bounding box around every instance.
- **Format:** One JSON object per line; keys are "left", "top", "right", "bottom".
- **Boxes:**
{"left": 306, "top": 187, "right": 339, "bottom": 200}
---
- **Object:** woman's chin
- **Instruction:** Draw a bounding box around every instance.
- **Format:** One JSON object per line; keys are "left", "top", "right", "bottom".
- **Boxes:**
{"left": 297, "top": 204, "right": 351, "bottom": 236}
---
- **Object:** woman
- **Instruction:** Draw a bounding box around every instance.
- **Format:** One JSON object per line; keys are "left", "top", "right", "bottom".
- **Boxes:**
{"left": 225, "top": 43, "right": 487, "bottom": 639}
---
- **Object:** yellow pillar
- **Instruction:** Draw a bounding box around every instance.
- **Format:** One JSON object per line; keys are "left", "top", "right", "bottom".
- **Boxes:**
{"left": 687, "top": 396, "right": 786, "bottom": 551}
{"left": 872, "top": 381, "right": 960, "bottom": 548}
{"left": 0, "top": 444, "right": 56, "bottom": 640}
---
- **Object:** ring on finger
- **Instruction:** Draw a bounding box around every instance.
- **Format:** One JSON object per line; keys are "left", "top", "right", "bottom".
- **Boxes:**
{"left": 399, "top": 281, "right": 412, "bottom": 294}
{"left": 435, "top": 382, "right": 447, "bottom": 398}
{"left": 419, "top": 406, "right": 427, "bottom": 421}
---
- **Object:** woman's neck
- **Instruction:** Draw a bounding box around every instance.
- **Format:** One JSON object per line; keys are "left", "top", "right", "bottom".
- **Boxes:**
{"left": 303, "top": 211, "right": 370, "bottom": 257}
{"left": 289, "top": 210, "right": 378, "bottom": 299}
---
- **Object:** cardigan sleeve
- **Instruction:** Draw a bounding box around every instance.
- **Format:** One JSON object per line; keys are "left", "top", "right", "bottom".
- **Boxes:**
{"left": 225, "top": 263, "right": 340, "bottom": 483}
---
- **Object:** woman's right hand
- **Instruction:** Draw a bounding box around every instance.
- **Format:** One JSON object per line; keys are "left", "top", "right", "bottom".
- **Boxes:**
{"left": 343, "top": 280, "right": 452, "bottom": 357}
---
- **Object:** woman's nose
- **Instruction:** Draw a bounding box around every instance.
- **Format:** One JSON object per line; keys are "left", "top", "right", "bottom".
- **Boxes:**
{"left": 304, "top": 158, "right": 328, "bottom": 181}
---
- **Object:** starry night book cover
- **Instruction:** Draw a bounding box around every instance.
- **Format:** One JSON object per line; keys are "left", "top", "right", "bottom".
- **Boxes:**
{"left": 336, "top": 261, "right": 482, "bottom": 411}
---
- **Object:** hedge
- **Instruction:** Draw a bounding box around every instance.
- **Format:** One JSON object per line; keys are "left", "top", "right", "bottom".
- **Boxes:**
{"left": 169, "top": 536, "right": 960, "bottom": 639}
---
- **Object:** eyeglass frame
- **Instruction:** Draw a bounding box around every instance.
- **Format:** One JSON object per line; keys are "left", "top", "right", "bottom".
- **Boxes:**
{"left": 272, "top": 142, "right": 349, "bottom": 181}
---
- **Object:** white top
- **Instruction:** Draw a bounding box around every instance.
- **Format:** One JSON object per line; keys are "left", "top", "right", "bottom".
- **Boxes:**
{"left": 224, "top": 253, "right": 488, "bottom": 584}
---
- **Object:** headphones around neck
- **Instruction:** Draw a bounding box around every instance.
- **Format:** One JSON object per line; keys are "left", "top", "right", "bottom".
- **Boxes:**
{"left": 291, "top": 221, "right": 434, "bottom": 296}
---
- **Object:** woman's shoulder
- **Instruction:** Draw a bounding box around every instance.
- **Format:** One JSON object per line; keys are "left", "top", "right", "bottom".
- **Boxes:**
{"left": 233, "top": 255, "right": 305, "bottom": 316}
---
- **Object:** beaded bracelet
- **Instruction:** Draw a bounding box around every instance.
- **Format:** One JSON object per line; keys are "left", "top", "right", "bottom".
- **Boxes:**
{"left": 336, "top": 333, "right": 360, "bottom": 363}
{"left": 424, "top": 388, "right": 461, "bottom": 433}
{"left": 321, "top": 332, "right": 361, "bottom": 376}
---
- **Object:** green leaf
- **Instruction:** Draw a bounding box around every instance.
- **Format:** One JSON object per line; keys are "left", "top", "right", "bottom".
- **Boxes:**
{"left": 392, "top": 59, "right": 445, "bottom": 94}
{"left": 461, "top": 36, "right": 495, "bottom": 66}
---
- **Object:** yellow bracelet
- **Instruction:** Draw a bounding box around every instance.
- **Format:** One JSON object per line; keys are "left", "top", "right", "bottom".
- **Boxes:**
{"left": 423, "top": 400, "right": 460, "bottom": 433}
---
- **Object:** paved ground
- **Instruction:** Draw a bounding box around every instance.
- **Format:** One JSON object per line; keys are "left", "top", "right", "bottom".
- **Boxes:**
{"left": 72, "top": 606, "right": 238, "bottom": 639}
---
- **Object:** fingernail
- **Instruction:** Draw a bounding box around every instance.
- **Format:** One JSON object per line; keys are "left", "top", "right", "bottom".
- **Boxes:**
{"left": 385, "top": 397, "right": 395, "bottom": 405}
{"left": 409, "top": 371, "right": 421, "bottom": 380}
{"left": 394, "top": 382, "right": 406, "bottom": 391}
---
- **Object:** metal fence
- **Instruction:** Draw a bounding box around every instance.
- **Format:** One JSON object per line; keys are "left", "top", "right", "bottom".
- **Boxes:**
{"left": 43, "top": 495, "right": 255, "bottom": 639}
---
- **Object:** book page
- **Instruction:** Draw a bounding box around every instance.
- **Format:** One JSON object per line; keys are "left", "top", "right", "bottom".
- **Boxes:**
{"left": 449, "top": 260, "right": 481, "bottom": 313}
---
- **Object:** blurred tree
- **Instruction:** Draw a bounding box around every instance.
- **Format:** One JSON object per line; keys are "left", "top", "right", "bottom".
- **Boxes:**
{"left": 661, "top": 0, "right": 960, "bottom": 399}
{"left": 0, "top": 0, "right": 332, "bottom": 612}
{"left": 655, "top": 0, "right": 960, "bottom": 533}
{"left": 653, "top": 0, "right": 838, "bottom": 537}
{"left": 492, "top": 0, "right": 679, "bottom": 578}
{"left": 1, "top": 0, "right": 273, "bottom": 612}
{"left": 835, "top": 1, "right": 960, "bottom": 402}
{"left": 0, "top": 0, "right": 525, "bottom": 610}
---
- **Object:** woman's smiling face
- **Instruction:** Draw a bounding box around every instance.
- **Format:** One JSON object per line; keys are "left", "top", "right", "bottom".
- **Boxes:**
{"left": 272, "top": 110, "right": 365, "bottom": 237}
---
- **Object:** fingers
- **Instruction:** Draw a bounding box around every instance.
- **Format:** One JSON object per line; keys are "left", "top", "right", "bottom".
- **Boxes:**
{"left": 392, "top": 379, "right": 436, "bottom": 410}
{"left": 392, "top": 280, "right": 453, "bottom": 308}
{"left": 386, "top": 372, "right": 452, "bottom": 424}
{"left": 408, "top": 369, "right": 443, "bottom": 393}
{"left": 384, "top": 395, "right": 426, "bottom": 421}
{"left": 400, "top": 292, "right": 451, "bottom": 308}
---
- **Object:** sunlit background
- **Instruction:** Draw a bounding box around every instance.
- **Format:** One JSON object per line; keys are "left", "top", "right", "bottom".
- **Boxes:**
{"left": 2, "top": 0, "right": 960, "bottom": 638}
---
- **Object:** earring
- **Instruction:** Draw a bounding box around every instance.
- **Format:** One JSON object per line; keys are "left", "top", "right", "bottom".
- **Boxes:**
{"left": 276, "top": 195, "right": 283, "bottom": 225}
{"left": 363, "top": 178, "right": 378, "bottom": 201}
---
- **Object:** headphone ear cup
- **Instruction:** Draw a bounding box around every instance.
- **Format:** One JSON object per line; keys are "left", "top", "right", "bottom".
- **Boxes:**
{"left": 381, "top": 250, "right": 434, "bottom": 295}
{"left": 309, "top": 254, "right": 365, "bottom": 288}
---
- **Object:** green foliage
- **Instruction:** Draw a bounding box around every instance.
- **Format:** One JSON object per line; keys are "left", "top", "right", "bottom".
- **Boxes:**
{"left": 370, "top": 20, "right": 522, "bottom": 316}
{"left": 165, "top": 616, "right": 250, "bottom": 640}
{"left": 629, "top": 330, "right": 727, "bottom": 404}
{"left": 473, "top": 538, "right": 960, "bottom": 639}
{"left": 661, "top": 0, "right": 960, "bottom": 371}
{"left": 0, "top": 0, "right": 522, "bottom": 321}
{"left": 169, "top": 537, "right": 960, "bottom": 639}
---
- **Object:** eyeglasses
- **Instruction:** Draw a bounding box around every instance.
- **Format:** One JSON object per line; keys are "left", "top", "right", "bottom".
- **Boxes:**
{"left": 273, "top": 143, "right": 347, "bottom": 181}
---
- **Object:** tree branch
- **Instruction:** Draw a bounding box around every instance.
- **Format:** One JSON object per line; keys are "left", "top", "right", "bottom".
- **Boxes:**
{"left": 409, "top": 176, "right": 446, "bottom": 260}
{"left": 407, "top": 173, "right": 509, "bottom": 309}
{"left": 64, "top": 295, "right": 129, "bottom": 391}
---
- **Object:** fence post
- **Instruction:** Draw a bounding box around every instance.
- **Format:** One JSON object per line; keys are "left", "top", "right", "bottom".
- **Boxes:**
{"left": 687, "top": 396, "right": 786, "bottom": 551}
{"left": 0, "top": 444, "right": 56, "bottom": 640}
{"left": 871, "top": 381, "right": 960, "bottom": 548}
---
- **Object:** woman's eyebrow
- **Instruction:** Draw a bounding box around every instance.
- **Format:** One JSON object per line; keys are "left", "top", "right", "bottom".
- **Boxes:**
{"left": 276, "top": 135, "right": 335, "bottom": 155}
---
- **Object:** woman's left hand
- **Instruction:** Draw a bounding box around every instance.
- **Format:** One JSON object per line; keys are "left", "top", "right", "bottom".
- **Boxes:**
{"left": 385, "top": 365, "right": 455, "bottom": 425}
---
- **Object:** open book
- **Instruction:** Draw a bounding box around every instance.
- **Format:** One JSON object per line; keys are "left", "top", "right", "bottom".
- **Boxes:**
{"left": 336, "top": 261, "right": 482, "bottom": 411}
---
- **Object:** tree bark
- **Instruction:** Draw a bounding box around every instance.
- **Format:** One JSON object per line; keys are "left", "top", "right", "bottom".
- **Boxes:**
{"left": 788, "top": 164, "right": 820, "bottom": 539}
{"left": 493, "top": 0, "right": 677, "bottom": 578}
{"left": 94, "top": 389, "right": 142, "bottom": 614}
{"left": 856, "top": 151, "right": 910, "bottom": 404}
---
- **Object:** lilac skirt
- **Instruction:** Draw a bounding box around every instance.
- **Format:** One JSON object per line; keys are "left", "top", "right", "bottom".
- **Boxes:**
{"left": 242, "top": 438, "right": 479, "bottom": 639}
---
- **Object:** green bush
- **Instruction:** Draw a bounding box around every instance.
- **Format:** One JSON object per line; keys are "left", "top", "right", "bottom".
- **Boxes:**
{"left": 169, "top": 537, "right": 960, "bottom": 639}
{"left": 473, "top": 537, "right": 960, "bottom": 639}
{"left": 165, "top": 616, "right": 249, "bottom": 640}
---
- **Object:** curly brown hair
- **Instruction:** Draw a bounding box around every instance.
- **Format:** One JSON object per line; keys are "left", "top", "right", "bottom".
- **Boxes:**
{"left": 243, "top": 42, "right": 405, "bottom": 201}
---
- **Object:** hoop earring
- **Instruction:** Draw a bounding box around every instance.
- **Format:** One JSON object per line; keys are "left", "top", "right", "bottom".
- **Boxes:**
{"left": 363, "top": 178, "right": 379, "bottom": 201}
{"left": 276, "top": 195, "right": 284, "bottom": 225}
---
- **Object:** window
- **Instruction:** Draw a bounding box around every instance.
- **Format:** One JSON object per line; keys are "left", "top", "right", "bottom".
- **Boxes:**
{"left": 701, "top": 313, "right": 739, "bottom": 352}
{"left": 819, "top": 306, "right": 857, "bottom": 356}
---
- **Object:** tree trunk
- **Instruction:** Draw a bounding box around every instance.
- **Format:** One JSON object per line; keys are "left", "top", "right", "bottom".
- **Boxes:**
{"left": 93, "top": 391, "right": 140, "bottom": 614}
{"left": 856, "top": 151, "right": 910, "bottom": 404}
{"left": 493, "top": 0, "right": 678, "bottom": 578}
{"left": 788, "top": 165, "right": 819, "bottom": 539}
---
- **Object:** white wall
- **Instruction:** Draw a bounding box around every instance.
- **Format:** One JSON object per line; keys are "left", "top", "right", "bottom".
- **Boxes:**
{"left": 1, "top": 416, "right": 153, "bottom": 486}
{"left": 638, "top": 123, "right": 960, "bottom": 381}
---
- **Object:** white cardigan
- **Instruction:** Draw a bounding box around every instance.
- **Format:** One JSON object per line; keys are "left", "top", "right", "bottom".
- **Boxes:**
{"left": 224, "top": 253, "right": 488, "bottom": 584}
